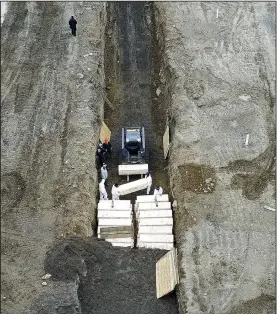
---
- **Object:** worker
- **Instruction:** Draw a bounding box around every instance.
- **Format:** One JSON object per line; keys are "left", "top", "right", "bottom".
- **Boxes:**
{"left": 96, "top": 148, "right": 105, "bottom": 167}
{"left": 112, "top": 183, "right": 120, "bottom": 200}
{"left": 69, "top": 16, "right": 77, "bottom": 36}
{"left": 103, "top": 139, "right": 112, "bottom": 159}
{"left": 145, "top": 172, "right": 152, "bottom": 195}
{"left": 99, "top": 179, "right": 108, "bottom": 200}
{"left": 100, "top": 163, "right": 108, "bottom": 186}
{"left": 154, "top": 186, "right": 163, "bottom": 197}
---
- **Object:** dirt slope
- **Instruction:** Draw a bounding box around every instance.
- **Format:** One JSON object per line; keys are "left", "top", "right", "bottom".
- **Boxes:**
{"left": 153, "top": 2, "right": 276, "bottom": 314}
{"left": 1, "top": 2, "right": 106, "bottom": 313}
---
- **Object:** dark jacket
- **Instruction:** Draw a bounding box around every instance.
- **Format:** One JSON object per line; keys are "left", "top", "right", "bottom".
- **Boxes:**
{"left": 69, "top": 17, "right": 77, "bottom": 29}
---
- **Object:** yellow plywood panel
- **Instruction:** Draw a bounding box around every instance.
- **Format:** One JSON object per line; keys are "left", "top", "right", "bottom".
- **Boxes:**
{"left": 156, "top": 248, "right": 179, "bottom": 298}
{"left": 163, "top": 126, "right": 170, "bottom": 159}
{"left": 99, "top": 121, "right": 111, "bottom": 143}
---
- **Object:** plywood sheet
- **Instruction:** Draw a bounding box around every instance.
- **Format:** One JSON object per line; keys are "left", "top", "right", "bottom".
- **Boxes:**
{"left": 99, "top": 121, "right": 111, "bottom": 143}
{"left": 137, "top": 242, "right": 174, "bottom": 250}
{"left": 163, "top": 126, "right": 170, "bottom": 159}
{"left": 138, "top": 225, "right": 173, "bottom": 234}
{"left": 156, "top": 248, "right": 179, "bottom": 298}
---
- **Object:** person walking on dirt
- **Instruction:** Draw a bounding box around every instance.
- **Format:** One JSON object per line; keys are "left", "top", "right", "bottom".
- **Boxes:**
{"left": 112, "top": 183, "right": 120, "bottom": 201}
{"left": 145, "top": 172, "right": 152, "bottom": 195}
{"left": 97, "top": 148, "right": 105, "bottom": 167}
{"left": 69, "top": 16, "right": 77, "bottom": 36}
{"left": 103, "top": 139, "right": 112, "bottom": 159}
{"left": 101, "top": 163, "right": 108, "bottom": 186}
{"left": 154, "top": 186, "right": 163, "bottom": 198}
{"left": 99, "top": 179, "right": 108, "bottom": 200}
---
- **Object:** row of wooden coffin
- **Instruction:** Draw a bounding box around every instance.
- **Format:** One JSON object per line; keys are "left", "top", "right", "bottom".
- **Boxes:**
{"left": 97, "top": 200, "right": 134, "bottom": 247}
{"left": 135, "top": 195, "right": 174, "bottom": 250}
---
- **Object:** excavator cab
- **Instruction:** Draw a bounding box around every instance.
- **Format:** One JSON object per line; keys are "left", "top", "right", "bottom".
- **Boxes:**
{"left": 122, "top": 127, "right": 145, "bottom": 164}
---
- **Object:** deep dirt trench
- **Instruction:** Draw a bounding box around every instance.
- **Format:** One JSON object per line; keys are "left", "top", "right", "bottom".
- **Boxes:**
{"left": 76, "top": 2, "right": 179, "bottom": 314}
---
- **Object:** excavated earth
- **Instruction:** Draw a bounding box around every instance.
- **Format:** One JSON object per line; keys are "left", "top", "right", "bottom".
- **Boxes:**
{"left": 1, "top": 2, "right": 276, "bottom": 314}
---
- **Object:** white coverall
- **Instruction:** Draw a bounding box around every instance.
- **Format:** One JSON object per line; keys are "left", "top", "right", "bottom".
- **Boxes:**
{"left": 99, "top": 179, "right": 108, "bottom": 200}
{"left": 112, "top": 184, "right": 120, "bottom": 201}
{"left": 154, "top": 187, "right": 163, "bottom": 199}
{"left": 100, "top": 166, "right": 108, "bottom": 180}
{"left": 145, "top": 174, "right": 152, "bottom": 195}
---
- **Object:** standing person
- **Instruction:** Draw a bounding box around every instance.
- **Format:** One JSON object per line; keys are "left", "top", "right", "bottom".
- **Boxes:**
{"left": 69, "top": 16, "right": 77, "bottom": 36}
{"left": 96, "top": 148, "right": 105, "bottom": 167}
{"left": 112, "top": 183, "right": 120, "bottom": 201}
{"left": 145, "top": 172, "right": 152, "bottom": 195}
{"left": 99, "top": 179, "right": 108, "bottom": 200}
{"left": 100, "top": 163, "right": 108, "bottom": 186}
{"left": 103, "top": 139, "right": 112, "bottom": 160}
{"left": 154, "top": 186, "right": 163, "bottom": 198}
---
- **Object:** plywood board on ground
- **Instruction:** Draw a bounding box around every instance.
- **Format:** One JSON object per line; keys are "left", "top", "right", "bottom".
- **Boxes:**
{"left": 136, "top": 194, "right": 169, "bottom": 203}
{"left": 98, "top": 218, "right": 132, "bottom": 226}
{"left": 137, "top": 242, "right": 174, "bottom": 250}
{"left": 139, "top": 218, "right": 173, "bottom": 226}
{"left": 138, "top": 226, "right": 173, "bottom": 234}
{"left": 98, "top": 211, "right": 132, "bottom": 218}
{"left": 138, "top": 202, "right": 171, "bottom": 210}
{"left": 163, "top": 125, "right": 170, "bottom": 159}
{"left": 138, "top": 234, "right": 174, "bottom": 243}
{"left": 138, "top": 210, "right": 172, "bottom": 218}
{"left": 99, "top": 121, "right": 111, "bottom": 143}
{"left": 156, "top": 248, "right": 179, "bottom": 298}
{"left": 118, "top": 164, "right": 148, "bottom": 175}
{"left": 118, "top": 178, "right": 148, "bottom": 195}
{"left": 98, "top": 225, "right": 133, "bottom": 235}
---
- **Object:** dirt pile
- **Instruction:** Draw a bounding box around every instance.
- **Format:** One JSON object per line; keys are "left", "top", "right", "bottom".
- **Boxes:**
{"left": 153, "top": 2, "right": 275, "bottom": 314}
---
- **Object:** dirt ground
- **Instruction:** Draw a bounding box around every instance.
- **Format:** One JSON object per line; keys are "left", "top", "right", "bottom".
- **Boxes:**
{"left": 1, "top": 2, "right": 106, "bottom": 313}
{"left": 1, "top": 2, "right": 275, "bottom": 314}
{"left": 153, "top": 2, "right": 276, "bottom": 314}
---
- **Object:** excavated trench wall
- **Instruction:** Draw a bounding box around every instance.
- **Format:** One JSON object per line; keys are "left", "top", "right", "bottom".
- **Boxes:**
{"left": 153, "top": 2, "right": 275, "bottom": 314}
{"left": 1, "top": 2, "right": 106, "bottom": 313}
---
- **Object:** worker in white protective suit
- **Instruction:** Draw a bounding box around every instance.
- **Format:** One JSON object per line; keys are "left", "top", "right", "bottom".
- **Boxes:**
{"left": 112, "top": 183, "right": 120, "bottom": 201}
{"left": 145, "top": 172, "right": 152, "bottom": 195}
{"left": 154, "top": 186, "right": 163, "bottom": 198}
{"left": 99, "top": 179, "right": 108, "bottom": 200}
{"left": 100, "top": 163, "right": 108, "bottom": 186}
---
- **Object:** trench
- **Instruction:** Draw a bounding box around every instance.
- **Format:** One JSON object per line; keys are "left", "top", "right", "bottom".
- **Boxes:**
{"left": 77, "top": 2, "right": 179, "bottom": 314}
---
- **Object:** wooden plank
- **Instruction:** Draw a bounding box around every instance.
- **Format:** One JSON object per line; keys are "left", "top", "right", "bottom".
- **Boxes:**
{"left": 99, "top": 226, "right": 133, "bottom": 233}
{"left": 138, "top": 210, "right": 172, "bottom": 218}
{"left": 156, "top": 248, "right": 179, "bottom": 298}
{"left": 138, "top": 226, "right": 173, "bottom": 234}
{"left": 163, "top": 125, "right": 170, "bottom": 159}
{"left": 138, "top": 202, "right": 171, "bottom": 210}
{"left": 99, "top": 232, "right": 133, "bottom": 239}
{"left": 139, "top": 218, "right": 173, "bottom": 226}
{"left": 118, "top": 178, "right": 148, "bottom": 195}
{"left": 98, "top": 218, "right": 132, "bottom": 226}
{"left": 99, "top": 121, "right": 111, "bottom": 143}
{"left": 137, "top": 242, "right": 174, "bottom": 250}
{"left": 138, "top": 234, "right": 174, "bottom": 243}
{"left": 118, "top": 164, "right": 148, "bottom": 175}
{"left": 98, "top": 210, "right": 132, "bottom": 218}
{"left": 108, "top": 242, "right": 134, "bottom": 247}
{"left": 136, "top": 194, "right": 169, "bottom": 203}
{"left": 106, "top": 237, "right": 133, "bottom": 243}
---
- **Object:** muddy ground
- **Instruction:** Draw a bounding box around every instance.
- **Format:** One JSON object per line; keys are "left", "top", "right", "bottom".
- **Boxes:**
{"left": 153, "top": 2, "right": 276, "bottom": 314}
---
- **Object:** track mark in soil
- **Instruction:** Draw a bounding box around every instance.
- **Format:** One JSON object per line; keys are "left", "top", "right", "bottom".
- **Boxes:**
{"left": 1, "top": 172, "right": 26, "bottom": 212}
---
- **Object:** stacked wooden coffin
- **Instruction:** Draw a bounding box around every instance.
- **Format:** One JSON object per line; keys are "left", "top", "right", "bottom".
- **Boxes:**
{"left": 97, "top": 200, "right": 134, "bottom": 247}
